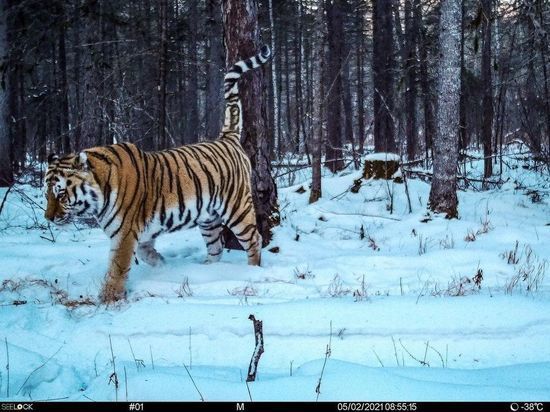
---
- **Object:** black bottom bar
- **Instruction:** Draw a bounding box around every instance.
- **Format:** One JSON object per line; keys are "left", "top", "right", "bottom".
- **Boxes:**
{"left": 1, "top": 401, "right": 545, "bottom": 412}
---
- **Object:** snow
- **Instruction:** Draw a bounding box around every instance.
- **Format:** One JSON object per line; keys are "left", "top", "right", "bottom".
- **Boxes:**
{"left": 364, "top": 152, "right": 401, "bottom": 162}
{"left": 0, "top": 145, "right": 549, "bottom": 401}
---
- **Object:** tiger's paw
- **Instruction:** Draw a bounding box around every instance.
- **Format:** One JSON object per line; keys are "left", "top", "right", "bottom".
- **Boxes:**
{"left": 99, "top": 282, "right": 127, "bottom": 305}
{"left": 137, "top": 243, "right": 166, "bottom": 267}
{"left": 204, "top": 252, "right": 222, "bottom": 264}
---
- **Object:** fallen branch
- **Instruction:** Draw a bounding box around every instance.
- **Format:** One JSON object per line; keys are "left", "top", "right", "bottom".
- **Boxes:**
{"left": 246, "top": 315, "right": 264, "bottom": 382}
{"left": 405, "top": 169, "right": 504, "bottom": 186}
{"left": 315, "top": 208, "right": 402, "bottom": 222}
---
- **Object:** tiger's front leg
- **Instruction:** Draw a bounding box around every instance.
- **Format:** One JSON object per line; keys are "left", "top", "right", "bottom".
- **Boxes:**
{"left": 99, "top": 234, "right": 137, "bottom": 304}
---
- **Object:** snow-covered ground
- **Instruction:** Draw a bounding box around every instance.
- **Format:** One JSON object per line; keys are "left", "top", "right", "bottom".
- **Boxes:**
{"left": 0, "top": 146, "right": 549, "bottom": 401}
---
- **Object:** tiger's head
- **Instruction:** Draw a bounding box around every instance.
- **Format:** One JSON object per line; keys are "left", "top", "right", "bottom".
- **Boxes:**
{"left": 44, "top": 152, "right": 103, "bottom": 225}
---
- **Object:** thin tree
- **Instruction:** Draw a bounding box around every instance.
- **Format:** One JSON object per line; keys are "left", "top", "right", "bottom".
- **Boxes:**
{"left": 157, "top": 0, "right": 168, "bottom": 149}
{"left": 372, "top": 0, "right": 397, "bottom": 153}
{"left": 221, "top": 0, "right": 279, "bottom": 247}
{"left": 428, "top": 0, "right": 462, "bottom": 218}
{"left": 481, "top": 0, "right": 493, "bottom": 181}
{"left": 268, "top": 0, "right": 279, "bottom": 156}
{"left": 205, "top": 0, "right": 224, "bottom": 140}
{"left": 0, "top": 0, "right": 12, "bottom": 187}
{"left": 309, "top": 0, "right": 325, "bottom": 204}
{"left": 404, "top": 0, "right": 419, "bottom": 161}
{"left": 324, "top": 0, "right": 345, "bottom": 172}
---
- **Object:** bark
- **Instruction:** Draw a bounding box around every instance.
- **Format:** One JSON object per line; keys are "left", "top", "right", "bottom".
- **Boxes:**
{"left": 309, "top": 0, "right": 325, "bottom": 204}
{"left": 222, "top": 0, "right": 279, "bottom": 247}
{"left": 294, "top": 0, "right": 303, "bottom": 153}
{"left": 428, "top": 0, "right": 461, "bottom": 218}
{"left": 405, "top": 0, "right": 418, "bottom": 161}
{"left": 418, "top": 7, "right": 434, "bottom": 165}
{"left": 185, "top": 0, "right": 199, "bottom": 144}
{"left": 458, "top": 0, "right": 467, "bottom": 155}
{"left": 205, "top": 0, "right": 224, "bottom": 139}
{"left": 58, "top": 1, "right": 70, "bottom": 153}
{"left": 325, "top": 0, "right": 345, "bottom": 173}
{"left": 246, "top": 315, "right": 264, "bottom": 382}
{"left": 157, "top": 0, "right": 168, "bottom": 148}
{"left": 284, "top": 28, "right": 292, "bottom": 147}
{"left": 73, "top": 0, "right": 82, "bottom": 152}
{"left": 481, "top": 0, "right": 493, "bottom": 180}
{"left": 355, "top": 6, "right": 366, "bottom": 153}
{"left": 0, "top": 0, "right": 13, "bottom": 186}
{"left": 267, "top": 0, "right": 278, "bottom": 157}
{"left": 372, "top": 0, "right": 397, "bottom": 153}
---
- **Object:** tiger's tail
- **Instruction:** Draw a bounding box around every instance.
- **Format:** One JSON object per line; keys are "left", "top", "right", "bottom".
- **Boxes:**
{"left": 221, "top": 45, "right": 271, "bottom": 137}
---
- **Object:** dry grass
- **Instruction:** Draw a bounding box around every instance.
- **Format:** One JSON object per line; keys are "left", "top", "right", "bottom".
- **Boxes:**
{"left": 0, "top": 277, "right": 96, "bottom": 309}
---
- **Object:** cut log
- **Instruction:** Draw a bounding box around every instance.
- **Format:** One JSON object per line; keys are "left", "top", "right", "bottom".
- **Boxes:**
{"left": 362, "top": 153, "right": 401, "bottom": 182}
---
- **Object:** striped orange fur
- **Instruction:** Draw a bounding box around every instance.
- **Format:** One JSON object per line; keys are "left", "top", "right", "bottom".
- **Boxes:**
{"left": 44, "top": 46, "right": 271, "bottom": 303}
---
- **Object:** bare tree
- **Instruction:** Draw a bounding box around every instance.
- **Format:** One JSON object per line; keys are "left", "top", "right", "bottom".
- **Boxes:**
{"left": 325, "top": 0, "right": 345, "bottom": 173}
{"left": 309, "top": 0, "right": 325, "bottom": 204}
{"left": 0, "top": 0, "right": 12, "bottom": 187}
{"left": 481, "top": 0, "right": 493, "bottom": 180}
{"left": 372, "top": 0, "right": 397, "bottom": 153}
{"left": 205, "top": 0, "right": 224, "bottom": 140}
{"left": 428, "top": 0, "right": 462, "bottom": 218}
{"left": 157, "top": 0, "right": 168, "bottom": 148}
{"left": 222, "top": 0, "right": 279, "bottom": 247}
{"left": 404, "top": 0, "right": 419, "bottom": 160}
{"left": 268, "top": 0, "right": 279, "bottom": 156}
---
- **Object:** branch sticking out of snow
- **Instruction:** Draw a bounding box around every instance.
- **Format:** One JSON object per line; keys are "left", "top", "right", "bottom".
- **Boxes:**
{"left": 246, "top": 315, "right": 264, "bottom": 382}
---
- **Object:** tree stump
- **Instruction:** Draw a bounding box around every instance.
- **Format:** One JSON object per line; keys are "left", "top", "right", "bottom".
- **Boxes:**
{"left": 362, "top": 153, "right": 402, "bottom": 182}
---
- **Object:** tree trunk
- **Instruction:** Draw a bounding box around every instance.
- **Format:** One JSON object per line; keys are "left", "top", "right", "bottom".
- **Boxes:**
{"left": 73, "top": 0, "right": 82, "bottom": 152}
{"left": 405, "top": 0, "right": 418, "bottom": 161}
{"left": 157, "top": 0, "right": 168, "bottom": 149}
{"left": 0, "top": 0, "right": 13, "bottom": 186}
{"left": 418, "top": 4, "right": 434, "bottom": 166}
{"left": 58, "top": 1, "right": 70, "bottom": 154}
{"left": 481, "top": 0, "right": 493, "bottom": 180}
{"left": 283, "top": 28, "right": 293, "bottom": 148}
{"left": 186, "top": 0, "right": 200, "bottom": 144}
{"left": 458, "top": 0, "right": 467, "bottom": 157}
{"left": 428, "top": 0, "right": 461, "bottom": 218}
{"left": 205, "top": 0, "right": 224, "bottom": 139}
{"left": 222, "top": 0, "right": 279, "bottom": 247}
{"left": 309, "top": 0, "right": 325, "bottom": 204}
{"left": 324, "top": 0, "right": 345, "bottom": 173}
{"left": 294, "top": 0, "right": 303, "bottom": 153}
{"left": 355, "top": 6, "right": 366, "bottom": 154}
{"left": 268, "top": 0, "right": 279, "bottom": 157}
{"left": 372, "top": 0, "right": 397, "bottom": 153}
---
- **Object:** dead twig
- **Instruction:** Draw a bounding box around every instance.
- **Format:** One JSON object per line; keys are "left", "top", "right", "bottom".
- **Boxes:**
{"left": 108, "top": 335, "right": 119, "bottom": 402}
{"left": 17, "top": 345, "right": 64, "bottom": 396}
{"left": 183, "top": 362, "right": 204, "bottom": 401}
{"left": 0, "top": 185, "right": 13, "bottom": 217}
{"left": 315, "top": 321, "right": 332, "bottom": 402}
{"left": 246, "top": 315, "right": 265, "bottom": 382}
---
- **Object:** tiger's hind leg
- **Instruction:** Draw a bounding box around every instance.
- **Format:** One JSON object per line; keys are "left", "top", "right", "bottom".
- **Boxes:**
{"left": 199, "top": 217, "right": 224, "bottom": 263}
{"left": 137, "top": 239, "right": 165, "bottom": 267}
{"left": 226, "top": 206, "right": 262, "bottom": 266}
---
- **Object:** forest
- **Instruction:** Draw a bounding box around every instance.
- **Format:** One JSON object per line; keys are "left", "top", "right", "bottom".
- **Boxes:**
{"left": 0, "top": 0, "right": 549, "bottom": 403}
{"left": 1, "top": 0, "right": 549, "bottom": 221}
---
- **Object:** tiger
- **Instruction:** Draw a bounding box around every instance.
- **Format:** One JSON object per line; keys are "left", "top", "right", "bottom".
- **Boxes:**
{"left": 44, "top": 46, "right": 271, "bottom": 303}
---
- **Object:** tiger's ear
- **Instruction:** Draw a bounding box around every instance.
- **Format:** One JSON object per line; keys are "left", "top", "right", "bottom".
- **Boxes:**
{"left": 47, "top": 153, "right": 59, "bottom": 164}
{"left": 73, "top": 152, "right": 89, "bottom": 171}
